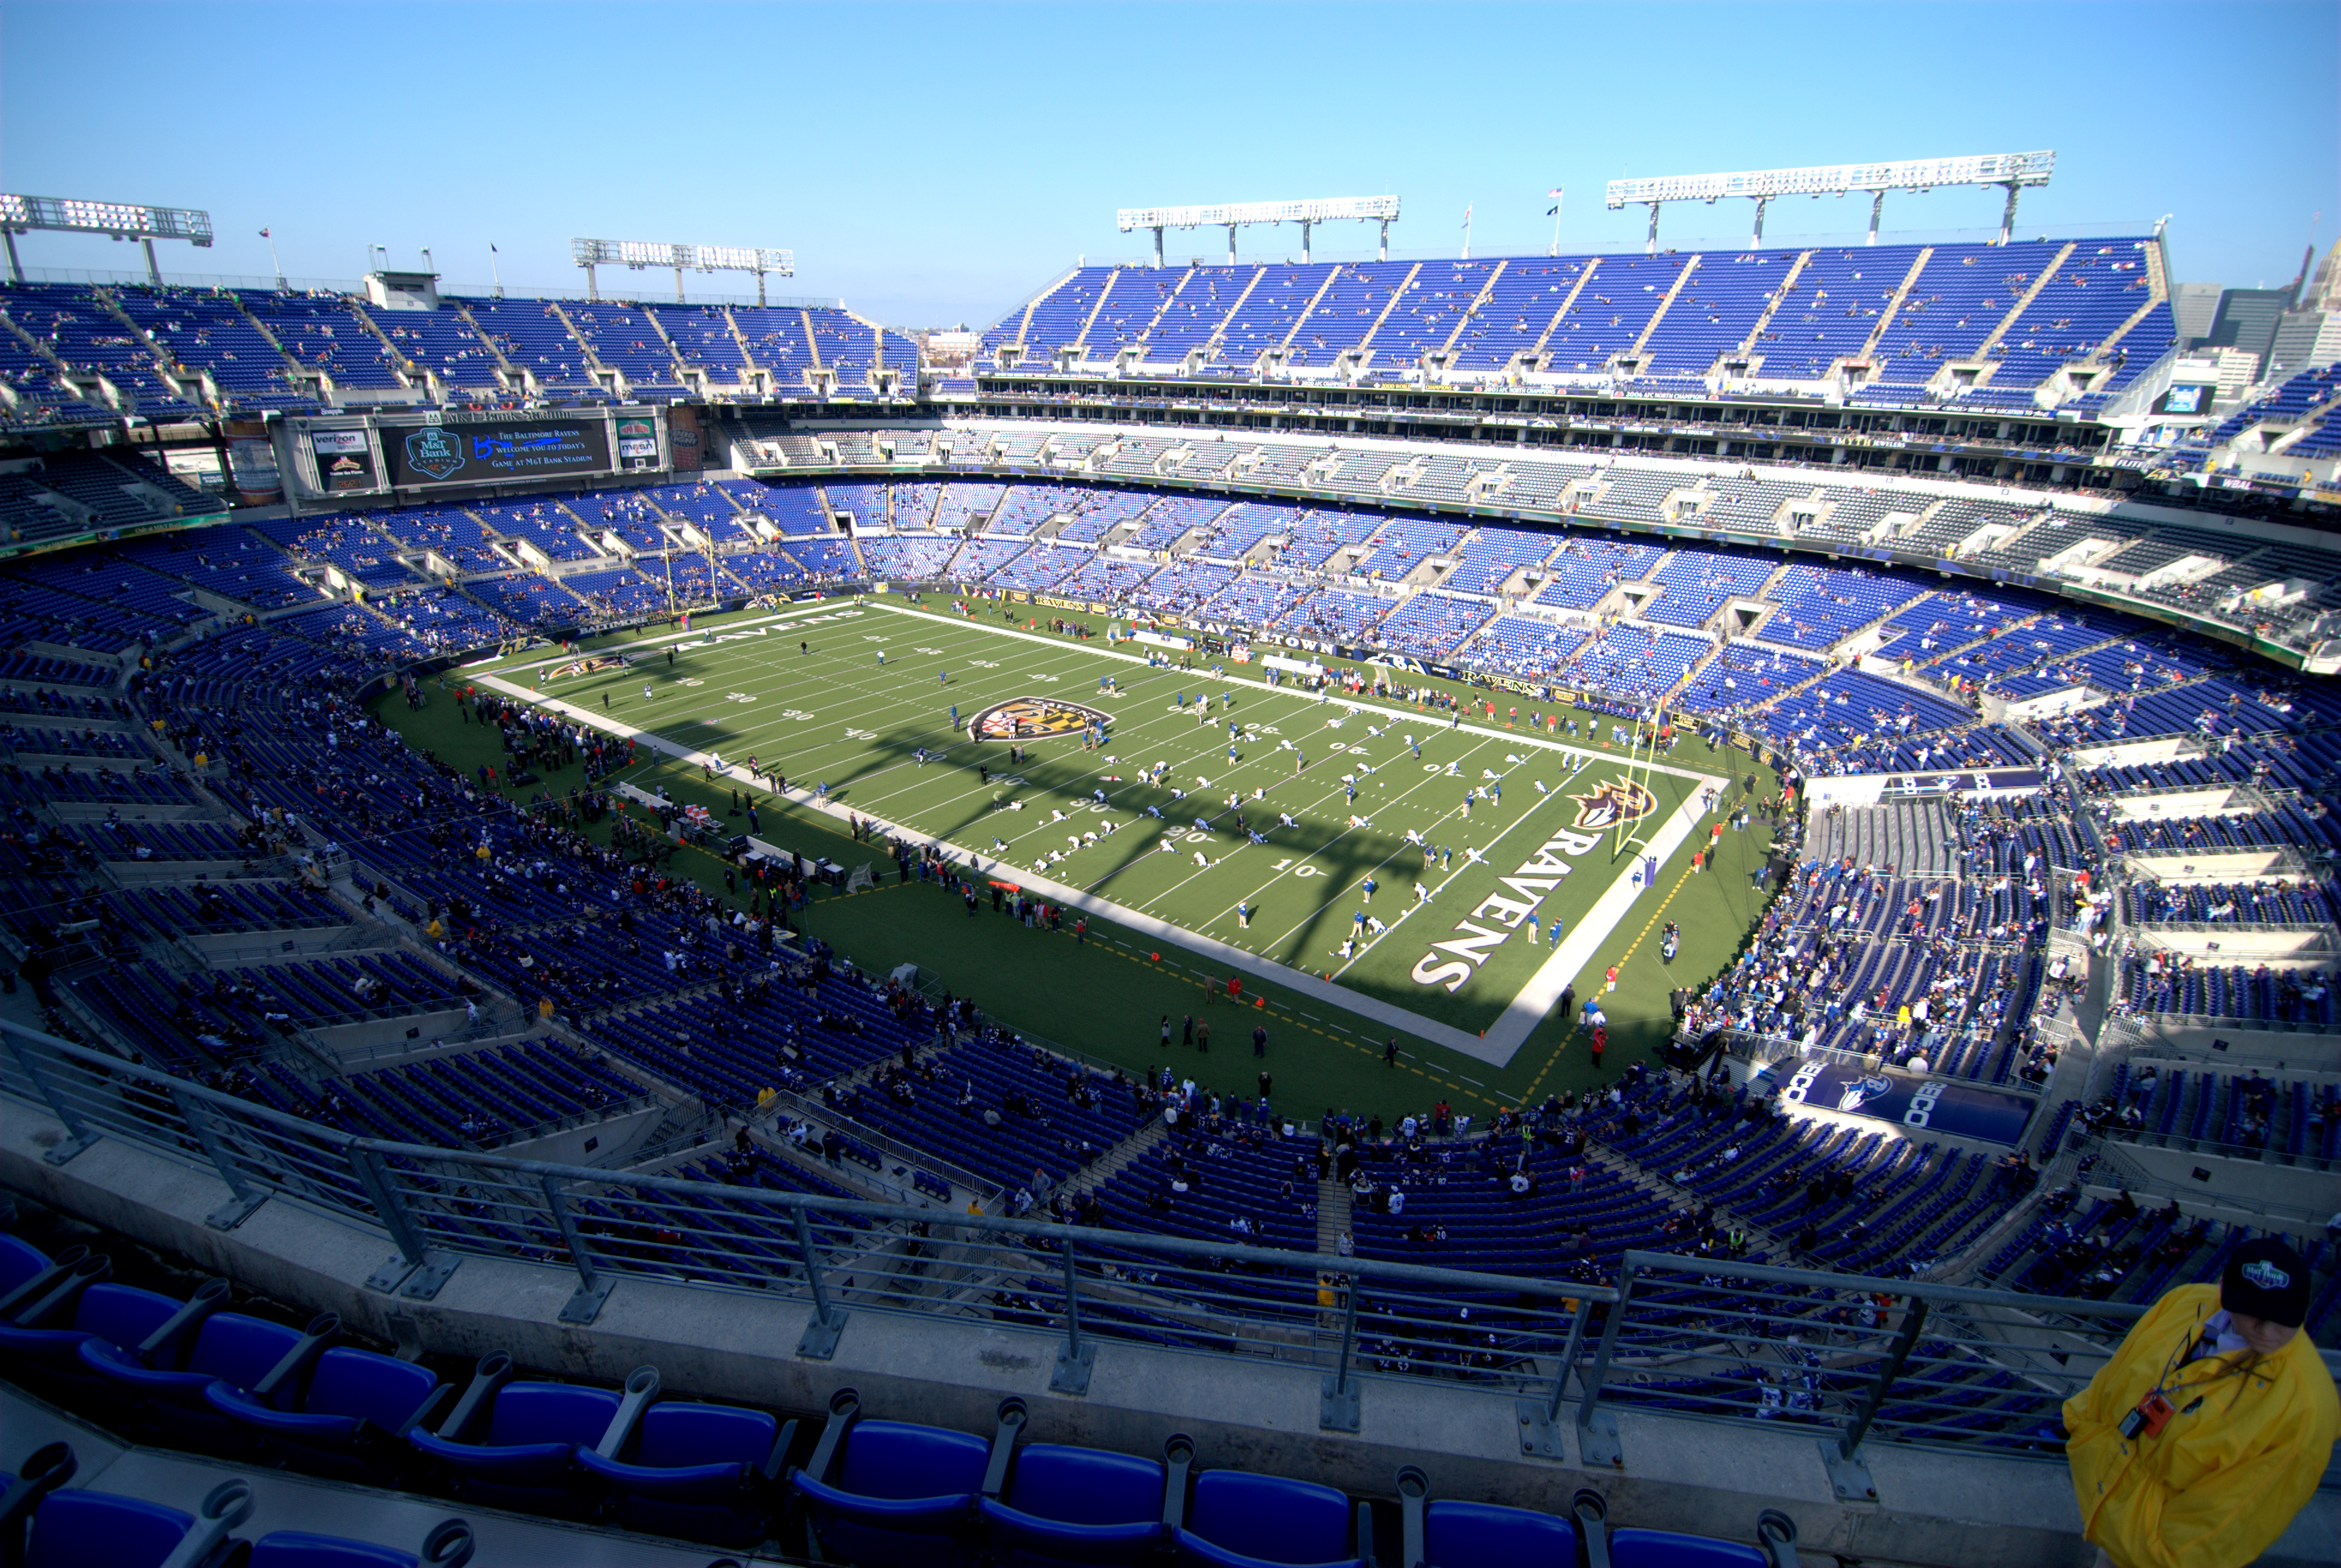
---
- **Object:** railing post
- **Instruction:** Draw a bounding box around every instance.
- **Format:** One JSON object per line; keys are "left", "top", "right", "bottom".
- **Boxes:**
{"left": 1320, "top": 1270, "right": 1361, "bottom": 1432}
{"left": 5, "top": 1032, "right": 100, "bottom": 1165}
{"left": 1050, "top": 1238, "right": 1094, "bottom": 1395}
{"left": 346, "top": 1146, "right": 459, "bottom": 1300}
{"left": 540, "top": 1175, "right": 610, "bottom": 1325}
{"left": 1517, "top": 1291, "right": 1592, "bottom": 1460}
{"left": 793, "top": 1203, "right": 847, "bottom": 1359}
{"left": 1819, "top": 1294, "right": 1927, "bottom": 1502}
{"left": 1574, "top": 1258, "right": 1637, "bottom": 1468}
{"left": 167, "top": 1084, "right": 268, "bottom": 1231}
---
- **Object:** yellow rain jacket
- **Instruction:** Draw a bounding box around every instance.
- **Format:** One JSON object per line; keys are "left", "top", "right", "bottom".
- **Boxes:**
{"left": 2064, "top": 1282, "right": 2337, "bottom": 1568}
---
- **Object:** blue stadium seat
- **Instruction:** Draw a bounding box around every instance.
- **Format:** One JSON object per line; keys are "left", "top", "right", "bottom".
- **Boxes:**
{"left": 977, "top": 1419, "right": 1181, "bottom": 1567}
{"left": 1600, "top": 1505, "right": 1798, "bottom": 1568}
{"left": 0, "top": 1232, "right": 49, "bottom": 1296}
{"left": 0, "top": 1237, "right": 109, "bottom": 1332}
{"left": 79, "top": 1308, "right": 337, "bottom": 1447}
{"left": 0, "top": 1277, "right": 226, "bottom": 1403}
{"left": 0, "top": 1441, "right": 79, "bottom": 1549}
{"left": 1396, "top": 1468, "right": 1595, "bottom": 1567}
{"left": 574, "top": 1397, "right": 794, "bottom": 1546}
{"left": 1609, "top": 1533, "right": 1767, "bottom": 1567}
{"left": 247, "top": 1518, "right": 474, "bottom": 1568}
{"left": 204, "top": 1344, "right": 446, "bottom": 1477}
{"left": 789, "top": 1389, "right": 1022, "bottom": 1568}
{"left": 16, "top": 1473, "right": 252, "bottom": 1568}
{"left": 406, "top": 1354, "right": 655, "bottom": 1519}
{"left": 1171, "top": 1465, "right": 1367, "bottom": 1567}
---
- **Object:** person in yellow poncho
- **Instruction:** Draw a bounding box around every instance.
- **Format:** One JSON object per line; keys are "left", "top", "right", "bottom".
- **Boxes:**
{"left": 2064, "top": 1238, "right": 2335, "bottom": 1568}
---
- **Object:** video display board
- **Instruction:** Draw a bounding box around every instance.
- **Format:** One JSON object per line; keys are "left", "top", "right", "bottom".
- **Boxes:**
{"left": 382, "top": 417, "right": 613, "bottom": 489}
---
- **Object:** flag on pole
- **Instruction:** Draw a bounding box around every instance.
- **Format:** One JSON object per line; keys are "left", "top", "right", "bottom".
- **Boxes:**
{"left": 258, "top": 227, "right": 270, "bottom": 238}
{"left": 1546, "top": 188, "right": 1563, "bottom": 215}
{"left": 1462, "top": 203, "right": 1473, "bottom": 229}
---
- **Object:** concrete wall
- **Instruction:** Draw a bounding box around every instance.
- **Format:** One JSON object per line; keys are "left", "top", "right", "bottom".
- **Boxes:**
{"left": 1, "top": 1107, "right": 2333, "bottom": 1568}
{"left": 2130, "top": 849, "right": 2295, "bottom": 882}
{"left": 2136, "top": 927, "right": 2335, "bottom": 964}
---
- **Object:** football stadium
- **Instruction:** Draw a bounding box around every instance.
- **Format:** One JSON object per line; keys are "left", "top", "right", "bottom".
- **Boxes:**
{"left": 0, "top": 6, "right": 2336, "bottom": 1564}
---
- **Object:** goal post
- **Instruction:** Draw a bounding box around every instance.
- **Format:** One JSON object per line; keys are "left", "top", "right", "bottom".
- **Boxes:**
{"left": 1612, "top": 703, "right": 1666, "bottom": 868}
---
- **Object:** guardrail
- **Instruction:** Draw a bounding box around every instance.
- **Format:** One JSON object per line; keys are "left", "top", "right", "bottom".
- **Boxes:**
{"left": 16, "top": 1020, "right": 2330, "bottom": 1474}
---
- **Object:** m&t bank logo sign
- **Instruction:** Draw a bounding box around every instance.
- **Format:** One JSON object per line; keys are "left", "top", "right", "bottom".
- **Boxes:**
{"left": 403, "top": 425, "right": 466, "bottom": 481}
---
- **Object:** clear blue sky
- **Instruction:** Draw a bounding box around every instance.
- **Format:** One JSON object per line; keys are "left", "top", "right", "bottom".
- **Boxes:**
{"left": 3, "top": 1, "right": 2334, "bottom": 327}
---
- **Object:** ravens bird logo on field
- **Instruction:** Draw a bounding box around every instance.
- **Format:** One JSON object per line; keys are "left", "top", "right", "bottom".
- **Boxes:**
{"left": 1568, "top": 777, "right": 1657, "bottom": 831}
{"left": 969, "top": 697, "right": 1114, "bottom": 740}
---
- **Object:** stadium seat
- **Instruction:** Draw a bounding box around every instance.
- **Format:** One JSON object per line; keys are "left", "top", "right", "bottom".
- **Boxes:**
{"left": 1396, "top": 1467, "right": 1596, "bottom": 1567}
{"left": 977, "top": 1413, "right": 1183, "bottom": 1567}
{"left": 1171, "top": 1464, "right": 1369, "bottom": 1568}
{"left": 0, "top": 1237, "right": 110, "bottom": 1332}
{"left": 1601, "top": 1508, "right": 1799, "bottom": 1568}
{"left": 13, "top": 1470, "right": 252, "bottom": 1568}
{"left": 0, "top": 1276, "right": 226, "bottom": 1404}
{"left": 0, "top": 1232, "right": 49, "bottom": 1297}
{"left": 247, "top": 1518, "right": 474, "bottom": 1568}
{"left": 203, "top": 1344, "right": 447, "bottom": 1478}
{"left": 79, "top": 1307, "right": 338, "bottom": 1447}
{"left": 0, "top": 1441, "right": 79, "bottom": 1549}
{"left": 574, "top": 1397, "right": 795, "bottom": 1545}
{"left": 789, "top": 1388, "right": 1022, "bottom": 1568}
{"left": 406, "top": 1353, "right": 657, "bottom": 1519}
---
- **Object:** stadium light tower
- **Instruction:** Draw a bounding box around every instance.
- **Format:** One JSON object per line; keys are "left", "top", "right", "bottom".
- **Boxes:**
{"left": 0, "top": 193, "right": 214, "bottom": 287}
{"left": 1605, "top": 151, "right": 2056, "bottom": 254}
{"left": 570, "top": 239, "right": 796, "bottom": 305}
{"left": 1116, "top": 196, "right": 1402, "bottom": 268}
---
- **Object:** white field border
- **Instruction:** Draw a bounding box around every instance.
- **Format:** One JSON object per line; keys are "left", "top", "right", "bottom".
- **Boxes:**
{"left": 475, "top": 598, "right": 1725, "bottom": 1068}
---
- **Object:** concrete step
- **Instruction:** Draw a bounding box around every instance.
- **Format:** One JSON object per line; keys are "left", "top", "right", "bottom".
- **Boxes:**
{"left": 1316, "top": 1176, "right": 1352, "bottom": 1253}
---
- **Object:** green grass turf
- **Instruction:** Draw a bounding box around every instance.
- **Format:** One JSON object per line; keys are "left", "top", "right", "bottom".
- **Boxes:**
{"left": 380, "top": 598, "right": 1783, "bottom": 1126}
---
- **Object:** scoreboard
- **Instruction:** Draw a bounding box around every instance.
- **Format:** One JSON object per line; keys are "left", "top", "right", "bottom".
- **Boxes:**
{"left": 279, "top": 405, "right": 672, "bottom": 508}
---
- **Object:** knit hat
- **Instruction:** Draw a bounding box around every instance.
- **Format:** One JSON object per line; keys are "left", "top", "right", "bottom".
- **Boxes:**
{"left": 2222, "top": 1238, "right": 2310, "bottom": 1329}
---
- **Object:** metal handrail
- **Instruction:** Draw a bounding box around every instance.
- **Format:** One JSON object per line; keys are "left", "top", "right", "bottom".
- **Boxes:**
{"left": 6, "top": 1017, "right": 2331, "bottom": 1459}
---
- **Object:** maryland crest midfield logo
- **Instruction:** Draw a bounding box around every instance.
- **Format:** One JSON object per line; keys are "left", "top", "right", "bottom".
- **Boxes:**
{"left": 1568, "top": 776, "right": 1657, "bottom": 831}
{"left": 968, "top": 697, "right": 1113, "bottom": 740}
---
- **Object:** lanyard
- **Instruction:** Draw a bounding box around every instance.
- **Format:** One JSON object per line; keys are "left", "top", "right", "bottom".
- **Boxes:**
{"left": 2148, "top": 1321, "right": 2259, "bottom": 1408}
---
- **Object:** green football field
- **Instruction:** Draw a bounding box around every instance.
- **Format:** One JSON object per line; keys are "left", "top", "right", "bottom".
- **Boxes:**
{"left": 391, "top": 597, "right": 1783, "bottom": 1122}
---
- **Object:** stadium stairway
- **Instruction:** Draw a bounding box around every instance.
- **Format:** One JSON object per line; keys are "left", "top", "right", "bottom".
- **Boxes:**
{"left": 1082, "top": 1118, "right": 1168, "bottom": 1191}
{"left": 1316, "top": 1173, "right": 1351, "bottom": 1253}
{"left": 1974, "top": 242, "right": 2079, "bottom": 362}
{"left": 1739, "top": 250, "right": 1814, "bottom": 358}
{"left": 1627, "top": 257, "right": 1701, "bottom": 362}
{"left": 1857, "top": 248, "right": 1935, "bottom": 361}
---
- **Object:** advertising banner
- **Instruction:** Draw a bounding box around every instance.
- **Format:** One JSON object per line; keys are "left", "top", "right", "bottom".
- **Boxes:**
{"left": 226, "top": 424, "right": 281, "bottom": 506}
{"left": 665, "top": 404, "right": 702, "bottom": 472}
{"left": 308, "top": 428, "right": 377, "bottom": 493}
{"left": 614, "top": 412, "right": 661, "bottom": 466}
